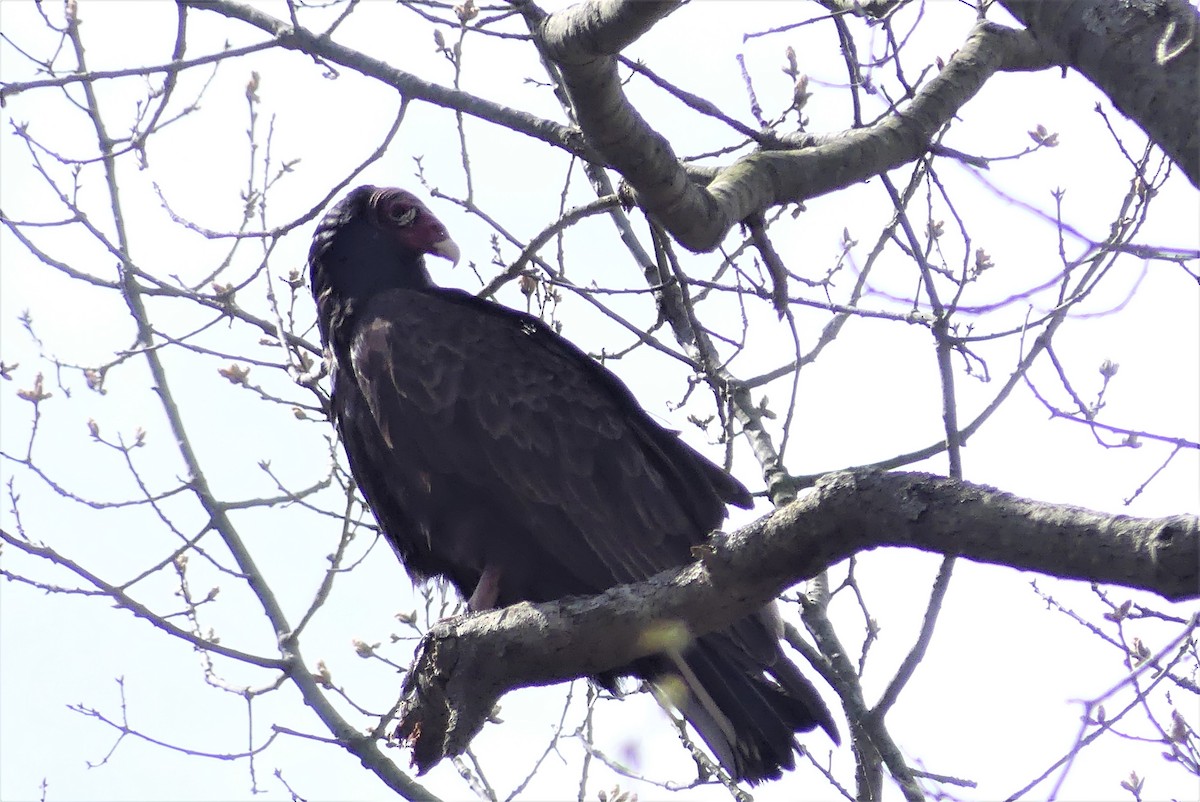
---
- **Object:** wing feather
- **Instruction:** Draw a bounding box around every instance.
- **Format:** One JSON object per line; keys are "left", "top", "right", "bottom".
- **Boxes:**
{"left": 340, "top": 287, "right": 734, "bottom": 605}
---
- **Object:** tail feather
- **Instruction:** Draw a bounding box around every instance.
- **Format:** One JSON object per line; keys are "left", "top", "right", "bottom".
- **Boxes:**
{"left": 674, "top": 633, "right": 836, "bottom": 784}
{"left": 607, "top": 614, "right": 840, "bottom": 785}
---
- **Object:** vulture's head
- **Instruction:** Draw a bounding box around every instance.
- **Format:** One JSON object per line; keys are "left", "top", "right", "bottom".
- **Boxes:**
{"left": 309, "top": 186, "right": 459, "bottom": 341}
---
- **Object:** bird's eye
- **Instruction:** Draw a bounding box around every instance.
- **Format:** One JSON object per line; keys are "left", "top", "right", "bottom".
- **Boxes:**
{"left": 387, "top": 202, "right": 418, "bottom": 227}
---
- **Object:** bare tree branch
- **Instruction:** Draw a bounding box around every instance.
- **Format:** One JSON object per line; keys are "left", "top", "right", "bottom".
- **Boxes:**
{"left": 396, "top": 469, "right": 1199, "bottom": 773}
{"left": 184, "top": 0, "right": 598, "bottom": 161}
{"left": 533, "top": 9, "right": 1057, "bottom": 251}
{"left": 999, "top": 0, "right": 1200, "bottom": 186}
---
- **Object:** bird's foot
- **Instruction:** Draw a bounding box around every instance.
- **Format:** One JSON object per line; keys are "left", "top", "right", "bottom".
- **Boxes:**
{"left": 466, "top": 564, "right": 502, "bottom": 612}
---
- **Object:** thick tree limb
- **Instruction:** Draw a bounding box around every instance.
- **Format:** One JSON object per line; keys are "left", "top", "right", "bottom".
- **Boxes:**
{"left": 533, "top": 0, "right": 679, "bottom": 62}
{"left": 534, "top": 6, "right": 1056, "bottom": 251}
{"left": 395, "top": 469, "right": 1198, "bottom": 774}
{"left": 1000, "top": 0, "right": 1200, "bottom": 186}
{"left": 704, "top": 22, "right": 1053, "bottom": 246}
{"left": 528, "top": 0, "right": 728, "bottom": 247}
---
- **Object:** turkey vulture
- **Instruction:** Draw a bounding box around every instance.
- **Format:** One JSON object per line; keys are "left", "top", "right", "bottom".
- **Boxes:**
{"left": 308, "top": 185, "right": 839, "bottom": 783}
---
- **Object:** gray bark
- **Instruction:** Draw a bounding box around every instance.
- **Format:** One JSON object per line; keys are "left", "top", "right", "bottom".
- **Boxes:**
{"left": 395, "top": 470, "right": 1199, "bottom": 775}
{"left": 534, "top": 6, "right": 1056, "bottom": 251}
{"left": 1001, "top": 0, "right": 1200, "bottom": 186}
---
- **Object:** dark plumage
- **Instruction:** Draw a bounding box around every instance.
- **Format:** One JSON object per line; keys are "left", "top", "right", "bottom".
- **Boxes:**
{"left": 308, "top": 185, "right": 839, "bottom": 784}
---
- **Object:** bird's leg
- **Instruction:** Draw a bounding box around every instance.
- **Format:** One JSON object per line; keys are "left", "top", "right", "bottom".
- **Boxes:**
{"left": 467, "top": 564, "right": 502, "bottom": 612}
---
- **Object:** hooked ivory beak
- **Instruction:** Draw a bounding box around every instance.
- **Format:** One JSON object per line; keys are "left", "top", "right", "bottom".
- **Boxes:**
{"left": 430, "top": 238, "right": 461, "bottom": 266}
